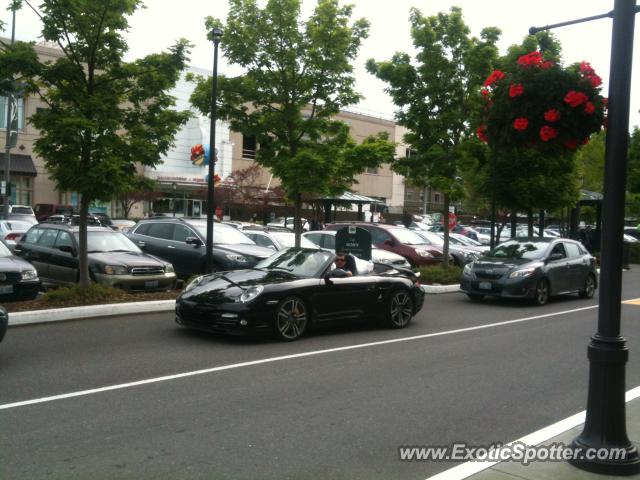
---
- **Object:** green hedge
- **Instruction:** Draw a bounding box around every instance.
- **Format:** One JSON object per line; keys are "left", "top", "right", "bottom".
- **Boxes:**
{"left": 416, "top": 264, "right": 462, "bottom": 285}
{"left": 41, "top": 283, "right": 130, "bottom": 307}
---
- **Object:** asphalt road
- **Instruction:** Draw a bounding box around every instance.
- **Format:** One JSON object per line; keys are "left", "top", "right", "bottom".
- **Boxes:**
{"left": 1, "top": 272, "right": 640, "bottom": 480}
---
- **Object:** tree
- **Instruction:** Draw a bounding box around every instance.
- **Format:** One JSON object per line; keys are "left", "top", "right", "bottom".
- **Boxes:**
{"left": 3, "top": 0, "right": 190, "bottom": 286}
{"left": 367, "top": 6, "right": 500, "bottom": 265}
{"left": 576, "top": 130, "right": 605, "bottom": 193}
{"left": 189, "top": 0, "right": 395, "bottom": 246}
{"left": 626, "top": 127, "right": 640, "bottom": 219}
{"left": 117, "top": 175, "right": 160, "bottom": 219}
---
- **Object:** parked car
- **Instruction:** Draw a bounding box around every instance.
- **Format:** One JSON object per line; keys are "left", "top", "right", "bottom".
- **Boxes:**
{"left": 0, "top": 239, "right": 40, "bottom": 300}
{"left": 413, "top": 230, "right": 481, "bottom": 267}
{"left": 3, "top": 205, "right": 38, "bottom": 225}
{"left": 34, "top": 203, "right": 75, "bottom": 222}
{"left": 325, "top": 222, "right": 444, "bottom": 267}
{"left": 0, "top": 220, "right": 33, "bottom": 250}
{"left": 175, "top": 247, "right": 425, "bottom": 341}
{"left": 126, "top": 217, "right": 275, "bottom": 278}
{"left": 110, "top": 219, "right": 137, "bottom": 233}
{"left": 267, "top": 217, "right": 310, "bottom": 231}
{"left": 302, "top": 230, "right": 412, "bottom": 270}
{"left": 244, "top": 230, "right": 318, "bottom": 250}
{"left": 428, "top": 223, "right": 486, "bottom": 243}
{"left": 14, "top": 224, "right": 176, "bottom": 291}
{"left": 0, "top": 306, "right": 7, "bottom": 343}
{"left": 460, "top": 237, "right": 597, "bottom": 305}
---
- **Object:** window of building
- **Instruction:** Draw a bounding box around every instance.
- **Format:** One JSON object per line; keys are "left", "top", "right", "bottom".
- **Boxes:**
{"left": 434, "top": 193, "right": 440, "bottom": 203}
{"left": 0, "top": 175, "right": 33, "bottom": 206}
{"left": 0, "top": 97, "right": 25, "bottom": 130}
{"left": 365, "top": 166, "right": 378, "bottom": 174}
{"left": 242, "top": 135, "right": 257, "bottom": 159}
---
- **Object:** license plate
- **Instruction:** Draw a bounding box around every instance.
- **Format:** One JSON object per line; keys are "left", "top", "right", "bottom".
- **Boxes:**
{"left": 145, "top": 280, "right": 159, "bottom": 288}
{"left": 478, "top": 281, "right": 492, "bottom": 290}
{"left": 0, "top": 285, "right": 13, "bottom": 294}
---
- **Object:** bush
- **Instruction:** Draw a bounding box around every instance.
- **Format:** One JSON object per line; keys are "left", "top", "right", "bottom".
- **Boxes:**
{"left": 416, "top": 264, "right": 462, "bottom": 285}
{"left": 628, "top": 242, "right": 640, "bottom": 264}
{"left": 41, "top": 283, "right": 130, "bottom": 307}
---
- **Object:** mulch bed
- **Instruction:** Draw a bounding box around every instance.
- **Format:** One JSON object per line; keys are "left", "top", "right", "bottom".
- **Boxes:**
{"left": 3, "top": 289, "right": 181, "bottom": 313}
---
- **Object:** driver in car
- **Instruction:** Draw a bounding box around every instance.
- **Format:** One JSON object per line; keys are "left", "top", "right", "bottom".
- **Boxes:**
{"left": 334, "top": 252, "right": 357, "bottom": 277}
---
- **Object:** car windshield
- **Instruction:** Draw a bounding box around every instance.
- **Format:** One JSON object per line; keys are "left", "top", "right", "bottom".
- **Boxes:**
{"left": 79, "top": 231, "right": 141, "bottom": 253}
{"left": 191, "top": 222, "right": 255, "bottom": 245}
{"left": 417, "top": 231, "right": 444, "bottom": 246}
{"left": 0, "top": 241, "right": 12, "bottom": 257}
{"left": 389, "top": 227, "right": 429, "bottom": 245}
{"left": 487, "top": 240, "right": 548, "bottom": 260}
{"left": 255, "top": 248, "right": 332, "bottom": 278}
{"left": 11, "top": 207, "right": 34, "bottom": 215}
{"left": 270, "top": 233, "right": 317, "bottom": 248}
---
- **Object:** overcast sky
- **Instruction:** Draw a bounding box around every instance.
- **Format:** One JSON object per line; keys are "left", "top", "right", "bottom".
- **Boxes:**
{"left": 2, "top": 0, "right": 640, "bottom": 128}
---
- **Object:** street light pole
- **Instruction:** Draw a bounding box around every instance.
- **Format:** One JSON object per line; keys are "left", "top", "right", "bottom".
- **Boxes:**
{"left": 3, "top": 7, "right": 17, "bottom": 220}
{"left": 532, "top": 1, "right": 640, "bottom": 474}
{"left": 206, "top": 28, "right": 223, "bottom": 274}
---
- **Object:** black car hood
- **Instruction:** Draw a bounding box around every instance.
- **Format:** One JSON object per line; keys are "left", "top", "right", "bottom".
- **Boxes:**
{"left": 473, "top": 257, "right": 538, "bottom": 271}
{"left": 0, "top": 255, "right": 33, "bottom": 272}
{"left": 89, "top": 251, "right": 166, "bottom": 267}
{"left": 181, "top": 268, "right": 301, "bottom": 304}
{"left": 216, "top": 243, "right": 274, "bottom": 259}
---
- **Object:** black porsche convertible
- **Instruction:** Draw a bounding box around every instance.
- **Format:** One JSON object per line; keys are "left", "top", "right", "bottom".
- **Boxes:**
{"left": 175, "top": 248, "right": 425, "bottom": 341}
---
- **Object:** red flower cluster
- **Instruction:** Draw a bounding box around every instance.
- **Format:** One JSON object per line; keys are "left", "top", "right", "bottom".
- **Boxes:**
{"left": 584, "top": 102, "right": 595, "bottom": 114}
{"left": 564, "top": 90, "right": 589, "bottom": 108}
{"left": 580, "top": 61, "right": 603, "bottom": 88}
{"left": 513, "top": 118, "right": 529, "bottom": 131}
{"left": 544, "top": 109, "right": 561, "bottom": 122}
{"left": 484, "top": 70, "right": 505, "bottom": 87}
{"left": 539, "top": 126, "right": 558, "bottom": 142}
{"left": 517, "top": 51, "right": 543, "bottom": 67}
{"left": 477, "top": 126, "right": 488, "bottom": 143}
{"left": 509, "top": 83, "right": 524, "bottom": 98}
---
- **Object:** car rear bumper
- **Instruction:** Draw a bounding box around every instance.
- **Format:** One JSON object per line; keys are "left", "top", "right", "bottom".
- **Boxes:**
{"left": 95, "top": 273, "right": 177, "bottom": 292}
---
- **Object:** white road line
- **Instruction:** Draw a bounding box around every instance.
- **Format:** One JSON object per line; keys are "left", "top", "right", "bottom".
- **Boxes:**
{"left": 0, "top": 304, "right": 599, "bottom": 411}
{"left": 425, "top": 386, "right": 640, "bottom": 480}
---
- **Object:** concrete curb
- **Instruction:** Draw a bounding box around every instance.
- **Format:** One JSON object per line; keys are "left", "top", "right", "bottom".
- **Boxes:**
{"left": 422, "top": 284, "right": 460, "bottom": 294}
{"left": 9, "top": 300, "right": 176, "bottom": 327}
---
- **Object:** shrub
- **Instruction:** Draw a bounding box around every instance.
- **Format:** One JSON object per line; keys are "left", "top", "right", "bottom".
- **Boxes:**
{"left": 417, "top": 264, "right": 462, "bottom": 285}
{"left": 41, "top": 283, "right": 130, "bottom": 307}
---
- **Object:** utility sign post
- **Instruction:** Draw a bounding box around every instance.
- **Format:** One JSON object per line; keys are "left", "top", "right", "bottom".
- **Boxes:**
{"left": 336, "top": 226, "right": 372, "bottom": 261}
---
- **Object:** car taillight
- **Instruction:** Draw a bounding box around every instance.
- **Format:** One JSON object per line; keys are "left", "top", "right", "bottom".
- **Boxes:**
{"left": 5, "top": 233, "right": 20, "bottom": 241}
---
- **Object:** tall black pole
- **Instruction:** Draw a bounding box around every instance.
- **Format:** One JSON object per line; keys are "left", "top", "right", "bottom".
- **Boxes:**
{"left": 206, "top": 28, "right": 223, "bottom": 274}
{"left": 489, "top": 151, "right": 496, "bottom": 250}
{"left": 3, "top": 7, "right": 16, "bottom": 220}
{"left": 570, "top": 0, "right": 640, "bottom": 474}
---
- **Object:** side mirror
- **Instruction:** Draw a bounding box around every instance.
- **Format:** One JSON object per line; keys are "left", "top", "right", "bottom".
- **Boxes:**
{"left": 324, "top": 268, "right": 349, "bottom": 284}
{"left": 384, "top": 239, "right": 394, "bottom": 247}
{"left": 548, "top": 252, "right": 563, "bottom": 262}
{"left": 185, "top": 236, "right": 203, "bottom": 247}
{"left": 58, "top": 245, "right": 76, "bottom": 256}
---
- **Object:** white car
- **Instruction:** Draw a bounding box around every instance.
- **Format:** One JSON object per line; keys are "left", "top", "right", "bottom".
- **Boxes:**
{"left": 244, "top": 230, "right": 318, "bottom": 250}
{"left": 267, "top": 217, "right": 310, "bottom": 231}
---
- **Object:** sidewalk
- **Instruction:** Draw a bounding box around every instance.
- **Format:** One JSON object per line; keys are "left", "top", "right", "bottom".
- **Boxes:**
{"left": 430, "top": 390, "right": 640, "bottom": 480}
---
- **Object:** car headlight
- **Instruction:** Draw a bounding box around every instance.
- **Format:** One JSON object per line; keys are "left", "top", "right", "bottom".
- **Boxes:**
{"left": 104, "top": 265, "right": 128, "bottom": 275}
{"left": 416, "top": 249, "right": 433, "bottom": 258}
{"left": 165, "top": 264, "right": 174, "bottom": 273}
{"left": 21, "top": 270, "right": 38, "bottom": 281}
{"left": 377, "top": 258, "right": 391, "bottom": 264}
{"left": 240, "top": 285, "right": 264, "bottom": 303}
{"left": 226, "top": 253, "right": 249, "bottom": 263}
{"left": 463, "top": 263, "right": 475, "bottom": 277}
{"left": 184, "top": 275, "right": 204, "bottom": 293}
{"left": 509, "top": 268, "right": 536, "bottom": 279}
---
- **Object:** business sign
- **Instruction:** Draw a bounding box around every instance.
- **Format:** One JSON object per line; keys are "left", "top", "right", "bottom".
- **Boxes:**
{"left": 335, "top": 226, "right": 372, "bottom": 261}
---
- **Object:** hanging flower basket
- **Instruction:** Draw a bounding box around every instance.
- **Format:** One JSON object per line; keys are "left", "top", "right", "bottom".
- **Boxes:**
{"left": 477, "top": 51, "right": 606, "bottom": 153}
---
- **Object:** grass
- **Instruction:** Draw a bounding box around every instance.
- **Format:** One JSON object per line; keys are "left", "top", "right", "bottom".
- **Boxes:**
{"left": 416, "top": 264, "right": 462, "bottom": 285}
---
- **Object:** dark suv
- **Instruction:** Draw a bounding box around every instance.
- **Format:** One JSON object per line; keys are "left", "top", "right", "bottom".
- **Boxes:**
{"left": 125, "top": 218, "right": 275, "bottom": 278}
{"left": 14, "top": 224, "right": 176, "bottom": 291}
{"left": 325, "top": 222, "right": 444, "bottom": 267}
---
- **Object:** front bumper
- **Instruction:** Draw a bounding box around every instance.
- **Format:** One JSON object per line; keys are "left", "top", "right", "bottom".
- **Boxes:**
{"left": 175, "top": 298, "right": 277, "bottom": 335}
{"left": 0, "top": 279, "right": 41, "bottom": 300}
{"left": 95, "top": 272, "right": 177, "bottom": 292}
{"left": 460, "top": 275, "right": 538, "bottom": 299}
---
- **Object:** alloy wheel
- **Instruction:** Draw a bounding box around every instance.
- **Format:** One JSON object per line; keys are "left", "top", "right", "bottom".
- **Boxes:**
{"left": 389, "top": 290, "right": 413, "bottom": 328}
{"left": 275, "top": 297, "right": 308, "bottom": 341}
{"left": 535, "top": 279, "right": 549, "bottom": 306}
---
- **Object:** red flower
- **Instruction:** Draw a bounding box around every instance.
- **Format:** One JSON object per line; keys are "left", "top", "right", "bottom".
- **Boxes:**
{"left": 477, "top": 126, "right": 488, "bottom": 143}
{"left": 564, "top": 139, "right": 580, "bottom": 149}
{"left": 544, "top": 109, "right": 561, "bottom": 122}
{"left": 509, "top": 83, "right": 524, "bottom": 98}
{"left": 541, "top": 60, "right": 554, "bottom": 69}
{"left": 580, "top": 61, "right": 595, "bottom": 75}
{"left": 587, "top": 74, "right": 602, "bottom": 87}
{"left": 480, "top": 88, "right": 490, "bottom": 97}
{"left": 584, "top": 102, "right": 595, "bottom": 114}
{"left": 564, "top": 90, "right": 589, "bottom": 107}
{"left": 517, "top": 51, "right": 543, "bottom": 67}
{"left": 513, "top": 118, "right": 529, "bottom": 131}
{"left": 484, "top": 70, "right": 505, "bottom": 87}
{"left": 539, "top": 125, "right": 558, "bottom": 141}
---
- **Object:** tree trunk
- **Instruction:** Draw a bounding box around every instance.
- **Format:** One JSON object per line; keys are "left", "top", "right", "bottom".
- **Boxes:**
{"left": 294, "top": 192, "right": 302, "bottom": 248}
{"left": 527, "top": 209, "right": 534, "bottom": 237}
{"left": 78, "top": 195, "right": 91, "bottom": 288}
{"left": 510, "top": 211, "right": 517, "bottom": 238}
{"left": 442, "top": 194, "right": 450, "bottom": 268}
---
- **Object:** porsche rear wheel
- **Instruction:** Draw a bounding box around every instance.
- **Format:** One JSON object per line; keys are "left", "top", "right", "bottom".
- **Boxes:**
{"left": 274, "top": 296, "right": 308, "bottom": 341}
{"left": 387, "top": 289, "right": 414, "bottom": 329}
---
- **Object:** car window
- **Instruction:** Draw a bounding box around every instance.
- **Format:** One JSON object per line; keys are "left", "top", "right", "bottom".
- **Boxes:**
{"left": 147, "top": 223, "right": 175, "bottom": 240}
{"left": 253, "top": 234, "right": 276, "bottom": 249}
{"left": 37, "top": 229, "right": 59, "bottom": 248}
{"left": 304, "top": 233, "right": 323, "bottom": 247}
{"left": 79, "top": 231, "right": 141, "bottom": 253}
{"left": 55, "top": 231, "right": 74, "bottom": 249}
{"left": 133, "top": 223, "right": 150, "bottom": 236}
{"left": 323, "top": 234, "right": 336, "bottom": 250}
{"left": 388, "top": 227, "right": 428, "bottom": 245}
{"left": 173, "top": 225, "right": 193, "bottom": 242}
{"left": 564, "top": 242, "right": 581, "bottom": 258}
{"left": 23, "top": 227, "right": 44, "bottom": 244}
{"left": 11, "top": 206, "right": 34, "bottom": 215}
{"left": 191, "top": 222, "right": 255, "bottom": 245}
{"left": 550, "top": 243, "right": 567, "bottom": 259}
{"left": 255, "top": 248, "right": 333, "bottom": 278}
{"left": 488, "top": 240, "right": 549, "bottom": 260}
{"left": 270, "top": 233, "right": 316, "bottom": 248}
{"left": 369, "top": 228, "right": 392, "bottom": 244}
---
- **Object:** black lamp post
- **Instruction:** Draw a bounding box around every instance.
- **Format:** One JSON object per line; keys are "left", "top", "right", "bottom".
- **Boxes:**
{"left": 531, "top": 0, "right": 640, "bottom": 474}
{"left": 171, "top": 182, "right": 177, "bottom": 217}
{"left": 206, "top": 27, "right": 223, "bottom": 274}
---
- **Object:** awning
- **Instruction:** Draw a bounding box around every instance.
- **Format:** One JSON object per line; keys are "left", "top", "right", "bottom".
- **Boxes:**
{"left": 0, "top": 153, "right": 37, "bottom": 177}
{"left": 315, "top": 192, "right": 386, "bottom": 205}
